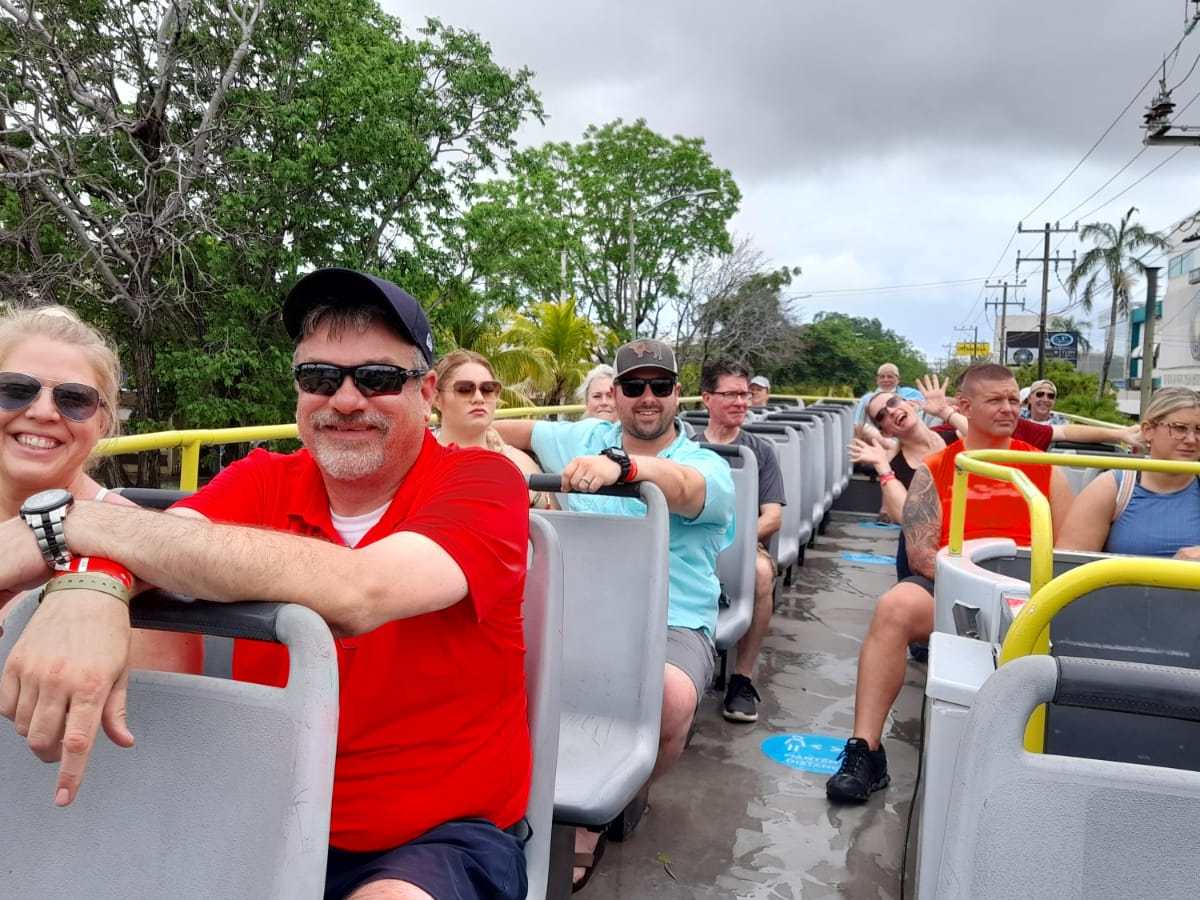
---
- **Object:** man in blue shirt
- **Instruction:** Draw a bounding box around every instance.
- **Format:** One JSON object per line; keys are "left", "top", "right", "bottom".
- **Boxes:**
{"left": 496, "top": 339, "right": 734, "bottom": 772}
{"left": 496, "top": 339, "right": 734, "bottom": 888}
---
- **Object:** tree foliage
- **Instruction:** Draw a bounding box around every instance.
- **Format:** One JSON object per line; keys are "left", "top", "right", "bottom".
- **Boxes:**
{"left": 775, "top": 312, "right": 927, "bottom": 393}
{"left": 1010, "top": 360, "right": 1124, "bottom": 422}
{"left": 0, "top": 0, "right": 541, "bottom": 482}
{"left": 459, "top": 119, "right": 741, "bottom": 339}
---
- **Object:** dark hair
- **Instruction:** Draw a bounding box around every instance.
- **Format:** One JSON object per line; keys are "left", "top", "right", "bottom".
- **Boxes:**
{"left": 959, "top": 363, "right": 1016, "bottom": 395}
{"left": 700, "top": 358, "right": 751, "bottom": 394}
{"left": 293, "top": 303, "right": 422, "bottom": 367}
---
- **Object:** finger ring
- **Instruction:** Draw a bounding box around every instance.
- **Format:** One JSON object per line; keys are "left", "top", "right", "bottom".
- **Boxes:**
{"left": 582, "top": 477, "right": 592, "bottom": 486}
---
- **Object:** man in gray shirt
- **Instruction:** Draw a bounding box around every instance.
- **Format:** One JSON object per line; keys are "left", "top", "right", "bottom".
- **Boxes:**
{"left": 699, "top": 359, "right": 786, "bottom": 722}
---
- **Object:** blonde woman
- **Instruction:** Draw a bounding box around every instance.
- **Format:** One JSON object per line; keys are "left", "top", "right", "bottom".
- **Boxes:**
{"left": 1059, "top": 387, "right": 1200, "bottom": 558}
{"left": 577, "top": 364, "right": 617, "bottom": 421}
{"left": 432, "top": 349, "right": 554, "bottom": 508}
{"left": 0, "top": 307, "right": 198, "bottom": 663}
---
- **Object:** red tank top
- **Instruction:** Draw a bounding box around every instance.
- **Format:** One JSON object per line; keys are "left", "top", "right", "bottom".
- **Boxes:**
{"left": 925, "top": 438, "right": 1053, "bottom": 548}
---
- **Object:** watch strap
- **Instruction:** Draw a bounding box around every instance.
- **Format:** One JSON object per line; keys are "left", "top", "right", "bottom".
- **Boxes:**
{"left": 42, "top": 572, "right": 132, "bottom": 607}
{"left": 23, "top": 509, "right": 72, "bottom": 570}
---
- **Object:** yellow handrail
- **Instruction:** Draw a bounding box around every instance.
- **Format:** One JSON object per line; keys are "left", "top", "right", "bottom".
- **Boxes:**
{"left": 999, "top": 556, "right": 1200, "bottom": 665}
{"left": 1058, "top": 410, "right": 1130, "bottom": 429}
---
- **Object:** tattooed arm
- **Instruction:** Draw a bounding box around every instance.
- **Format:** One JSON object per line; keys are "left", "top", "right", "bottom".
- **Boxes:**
{"left": 902, "top": 464, "right": 942, "bottom": 580}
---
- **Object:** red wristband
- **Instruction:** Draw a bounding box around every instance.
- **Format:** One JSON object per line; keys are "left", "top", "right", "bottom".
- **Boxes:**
{"left": 61, "top": 556, "right": 135, "bottom": 591}
{"left": 625, "top": 456, "right": 639, "bottom": 483}
{"left": 878, "top": 471, "right": 897, "bottom": 486}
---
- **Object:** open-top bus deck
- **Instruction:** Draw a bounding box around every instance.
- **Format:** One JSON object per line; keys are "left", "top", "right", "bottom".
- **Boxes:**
{"left": 588, "top": 515, "right": 923, "bottom": 899}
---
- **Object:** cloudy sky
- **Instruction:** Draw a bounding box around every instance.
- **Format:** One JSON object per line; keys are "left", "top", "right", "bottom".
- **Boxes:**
{"left": 389, "top": 0, "right": 1200, "bottom": 361}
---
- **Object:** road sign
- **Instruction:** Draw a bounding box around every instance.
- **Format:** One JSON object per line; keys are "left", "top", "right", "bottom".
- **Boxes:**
{"left": 1005, "top": 331, "right": 1079, "bottom": 365}
{"left": 955, "top": 342, "right": 990, "bottom": 357}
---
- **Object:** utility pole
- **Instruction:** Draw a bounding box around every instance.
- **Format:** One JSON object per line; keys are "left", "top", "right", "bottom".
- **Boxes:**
{"left": 1017, "top": 222, "right": 1078, "bottom": 379}
{"left": 954, "top": 325, "right": 980, "bottom": 363}
{"left": 942, "top": 342, "right": 956, "bottom": 372}
{"left": 984, "top": 279, "right": 1027, "bottom": 364}
{"left": 1139, "top": 266, "right": 1161, "bottom": 417}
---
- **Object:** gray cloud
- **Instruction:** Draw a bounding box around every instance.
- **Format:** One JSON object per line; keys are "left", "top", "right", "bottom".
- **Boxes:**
{"left": 389, "top": 0, "right": 1200, "bottom": 359}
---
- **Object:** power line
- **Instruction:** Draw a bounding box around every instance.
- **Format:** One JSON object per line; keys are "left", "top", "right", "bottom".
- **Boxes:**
{"left": 803, "top": 276, "right": 989, "bottom": 297}
{"left": 1075, "top": 148, "right": 1187, "bottom": 222}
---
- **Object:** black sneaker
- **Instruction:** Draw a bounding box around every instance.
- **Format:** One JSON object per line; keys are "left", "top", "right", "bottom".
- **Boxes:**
{"left": 722, "top": 674, "right": 762, "bottom": 723}
{"left": 825, "top": 738, "right": 890, "bottom": 803}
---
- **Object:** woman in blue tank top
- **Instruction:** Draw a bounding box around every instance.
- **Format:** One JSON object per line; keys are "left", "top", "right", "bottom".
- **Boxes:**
{"left": 1059, "top": 387, "right": 1200, "bottom": 558}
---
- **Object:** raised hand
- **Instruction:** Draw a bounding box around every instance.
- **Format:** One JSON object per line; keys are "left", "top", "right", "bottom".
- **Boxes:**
{"left": 849, "top": 437, "right": 891, "bottom": 473}
{"left": 915, "top": 373, "right": 952, "bottom": 420}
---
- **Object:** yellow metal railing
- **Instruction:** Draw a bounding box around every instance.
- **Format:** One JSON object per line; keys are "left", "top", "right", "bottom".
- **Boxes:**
{"left": 1058, "top": 410, "right": 1131, "bottom": 429}
{"left": 94, "top": 399, "right": 723, "bottom": 491}
{"left": 950, "top": 450, "right": 1200, "bottom": 749}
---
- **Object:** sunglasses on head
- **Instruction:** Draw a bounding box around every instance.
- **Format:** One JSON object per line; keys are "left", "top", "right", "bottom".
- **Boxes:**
{"left": 616, "top": 377, "right": 676, "bottom": 398}
{"left": 0, "top": 372, "right": 103, "bottom": 422}
{"left": 294, "top": 363, "right": 426, "bottom": 397}
{"left": 871, "top": 394, "right": 903, "bottom": 427}
{"left": 446, "top": 379, "right": 501, "bottom": 399}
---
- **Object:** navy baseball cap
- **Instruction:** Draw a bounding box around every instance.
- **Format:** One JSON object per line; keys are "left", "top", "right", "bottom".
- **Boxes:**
{"left": 282, "top": 267, "right": 435, "bottom": 367}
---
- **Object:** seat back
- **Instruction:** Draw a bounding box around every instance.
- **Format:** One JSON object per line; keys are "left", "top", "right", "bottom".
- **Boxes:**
{"left": 740, "top": 424, "right": 803, "bottom": 570}
{"left": 700, "top": 442, "right": 760, "bottom": 650}
{"left": 0, "top": 593, "right": 338, "bottom": 900}
{"left": 811, "top": 404, "right": 853, "bottom": 486}
{"left": 934, "top": 655, "right": 1200, "bottom": 900}
{"left": 529, "top": 479, "right": 671, "bottom": 825}
{"left": 522, "top": 516, "right": 565, "bottom": 900}
{"left": 767, "top": 412, "right": 831, "bottom": 516}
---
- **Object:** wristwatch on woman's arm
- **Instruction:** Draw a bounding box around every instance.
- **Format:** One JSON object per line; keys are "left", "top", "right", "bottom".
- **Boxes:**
{"left": 20, "top": 489, "right": 75, "bottom": 571}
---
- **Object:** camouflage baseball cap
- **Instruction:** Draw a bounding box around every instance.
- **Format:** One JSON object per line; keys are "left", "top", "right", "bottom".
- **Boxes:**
{"left": 613, "top": 339, "right": 678, "bottom": 378}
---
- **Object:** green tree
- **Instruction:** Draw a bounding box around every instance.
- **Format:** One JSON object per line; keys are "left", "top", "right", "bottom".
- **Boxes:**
{"left": 777, "top": 312, "right": 927, "bottom": 393}
{"left": 1065, "top": 207, "right": 1169, "bottom": 399}
{"left": 0, "top": 0, "right": 541, "bottom": 481}
{"left": 461, "top": 119, "right": 741, "bottom": 339}
{"left": 1010, "top": 360, "right": 1123, "bottom": 422}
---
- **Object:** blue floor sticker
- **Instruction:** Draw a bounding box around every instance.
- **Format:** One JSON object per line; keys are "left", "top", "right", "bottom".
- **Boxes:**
{"left": 841, "top": 551, "right": 897, "bottom": 565}
{"left": 858, "top": 521, "right": 901, "bottom": 531}
{"left": 761, "top": 734, "right": 846, "bottom": 774}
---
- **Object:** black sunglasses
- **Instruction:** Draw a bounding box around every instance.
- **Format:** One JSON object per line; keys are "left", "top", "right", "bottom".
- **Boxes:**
{"left": 871, "top": 394, "right": 903, "bottom": 427}
{"left": 0, "top": 372, "right": 103, "bottom": 422}
{"left": 1032, "top": 390, "right": 1056, "bottom": 399}
{"left": 616, "top": 377, "right": 676, "bottom": 398}
{"left": 294, "top": 363, "right": 427, "bottom": 397}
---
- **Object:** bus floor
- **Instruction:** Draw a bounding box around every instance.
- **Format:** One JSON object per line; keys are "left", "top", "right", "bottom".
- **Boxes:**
{"left": 582, "top": 515, "right": 925, "bottom": 899}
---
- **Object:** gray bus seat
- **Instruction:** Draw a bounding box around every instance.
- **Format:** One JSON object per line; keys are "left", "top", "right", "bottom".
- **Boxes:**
{"left": 933, "top": 655, "right": 1200, "bottom": 900}
{"left": 810, "top": 404, "right": 853, "bottom": 491}
{"left": 527, "top": 478, "right": 671, "bottom": 827}
{"left": 0, "top": 592, "right": 338, "bottom": 900}
{"left": 740, "top": 423, "right": 804, "bottom": 572}
{"left": 765, "top": 412, "right": 831, "bottom": 522}
{"left": 523, "top": 515, "right": 565, "bottom": 900}
{"left": 700, "top": 442, "right": 760, "bottom": 651}
{"left": 795, "top": 409, "right": 847, "bottom": 499}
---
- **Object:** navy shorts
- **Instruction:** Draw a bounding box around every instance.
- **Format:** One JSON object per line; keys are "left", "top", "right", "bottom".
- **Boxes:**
{"left": 324, "top": 819, "right": 528, "bottom": 900}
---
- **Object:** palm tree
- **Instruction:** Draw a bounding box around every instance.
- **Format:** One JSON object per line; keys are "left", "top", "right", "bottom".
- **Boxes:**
{"left": 1065, "top": 206, "right": 1169, "bottom": 399}
{"left": 505, "top": 300, "right": 604, "bottom": 405}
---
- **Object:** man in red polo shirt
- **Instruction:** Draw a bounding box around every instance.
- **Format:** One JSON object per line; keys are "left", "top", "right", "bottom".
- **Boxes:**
{"left": 0, "top": 269, "right": 532, "bottom": 900}
{"left": 826, "top": 363, "right": 1074, "bottom": 804}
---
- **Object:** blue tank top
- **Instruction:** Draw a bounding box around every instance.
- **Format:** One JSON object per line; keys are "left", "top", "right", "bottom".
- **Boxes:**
{"left": 1105, "top": 474, "right": 1200, "bottom": 558}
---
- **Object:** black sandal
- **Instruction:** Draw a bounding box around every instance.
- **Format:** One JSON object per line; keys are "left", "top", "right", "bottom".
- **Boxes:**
{"left": 572, "top": 831, "right": 608, "bottom": 893}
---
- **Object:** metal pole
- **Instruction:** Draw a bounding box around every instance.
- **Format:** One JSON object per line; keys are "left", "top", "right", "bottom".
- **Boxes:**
{"left": 999, "top": 282, "right": 1008, "bottom": 363}
{"left": 1037, "top": 222, "right": 1051, "bottom": 379}
{"left": 1140, "top": 267, "right": 1160, "bottom": 418}
{"left": 627, "top": 205, "right": 637, "bottom": 339}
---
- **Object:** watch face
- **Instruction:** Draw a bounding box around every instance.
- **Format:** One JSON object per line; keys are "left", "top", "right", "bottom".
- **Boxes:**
{"left": 21, "top": 488, "right": 73, "bottom": 515}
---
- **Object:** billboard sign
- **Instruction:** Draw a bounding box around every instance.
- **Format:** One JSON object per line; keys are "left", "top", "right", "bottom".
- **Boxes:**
{"left": 1005, "top": 330, "right": 1079, "bottom": 366}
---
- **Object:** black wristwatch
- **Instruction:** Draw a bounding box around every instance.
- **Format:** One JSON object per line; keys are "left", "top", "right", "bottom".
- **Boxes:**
{"left": 600, "top": 447, "right": 634, "bottom": 483}
{"left": 20, "top": 488, "right": 75, "bottom": 571}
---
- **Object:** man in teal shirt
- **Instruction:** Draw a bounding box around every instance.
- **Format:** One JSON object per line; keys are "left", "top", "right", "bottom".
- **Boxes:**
{"left": 496, "top": 339, "right": 734, "bottom": 777}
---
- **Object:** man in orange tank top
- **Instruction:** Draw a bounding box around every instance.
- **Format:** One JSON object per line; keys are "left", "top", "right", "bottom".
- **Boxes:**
{"left": 827, "top": 363, "right": 1073, "bottom": 803}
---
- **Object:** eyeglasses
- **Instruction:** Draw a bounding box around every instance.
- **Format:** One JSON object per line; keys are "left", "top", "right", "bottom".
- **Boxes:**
{"left": 445, "top": 379, "right": 501, "bottom": 399}
{"left": 871, "top": 394, "right": 902, "bottom": 427}
{"left": 1033, "top": 390, "right": 1056, "bottom": 399}
{"left": 707, "top": 390, "right": 752, "bottom": 402}
{"left": 616, "top": 377, "right": 676, "bottom": 398}
{"left": 294, "top": 363, "right": 426, "bottom": 397}
{"left": 0, "top": 372, "right": 103, "bottom": 422}
{"left": 1158, "top": 421, "right": 1200, "bottom": 440}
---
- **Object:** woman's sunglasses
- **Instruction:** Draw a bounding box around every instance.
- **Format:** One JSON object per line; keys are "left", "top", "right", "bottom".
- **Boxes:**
{"left": 294, "top": 363, "right": 426, "bottom": 397}
{"left": 1032, "top": 390, "right": 1056, "bottom": 399}
{"left": 871, "top": 394, "right": 903, "bottom": 427}
{"left": 0, "top": 372, "right": 103, "bottom": 422}
{"left": 616, "top": 377, "right": 676, "bottom": 398}
{"left": 445, "top": 380, "right": 502, "bottom": 399}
